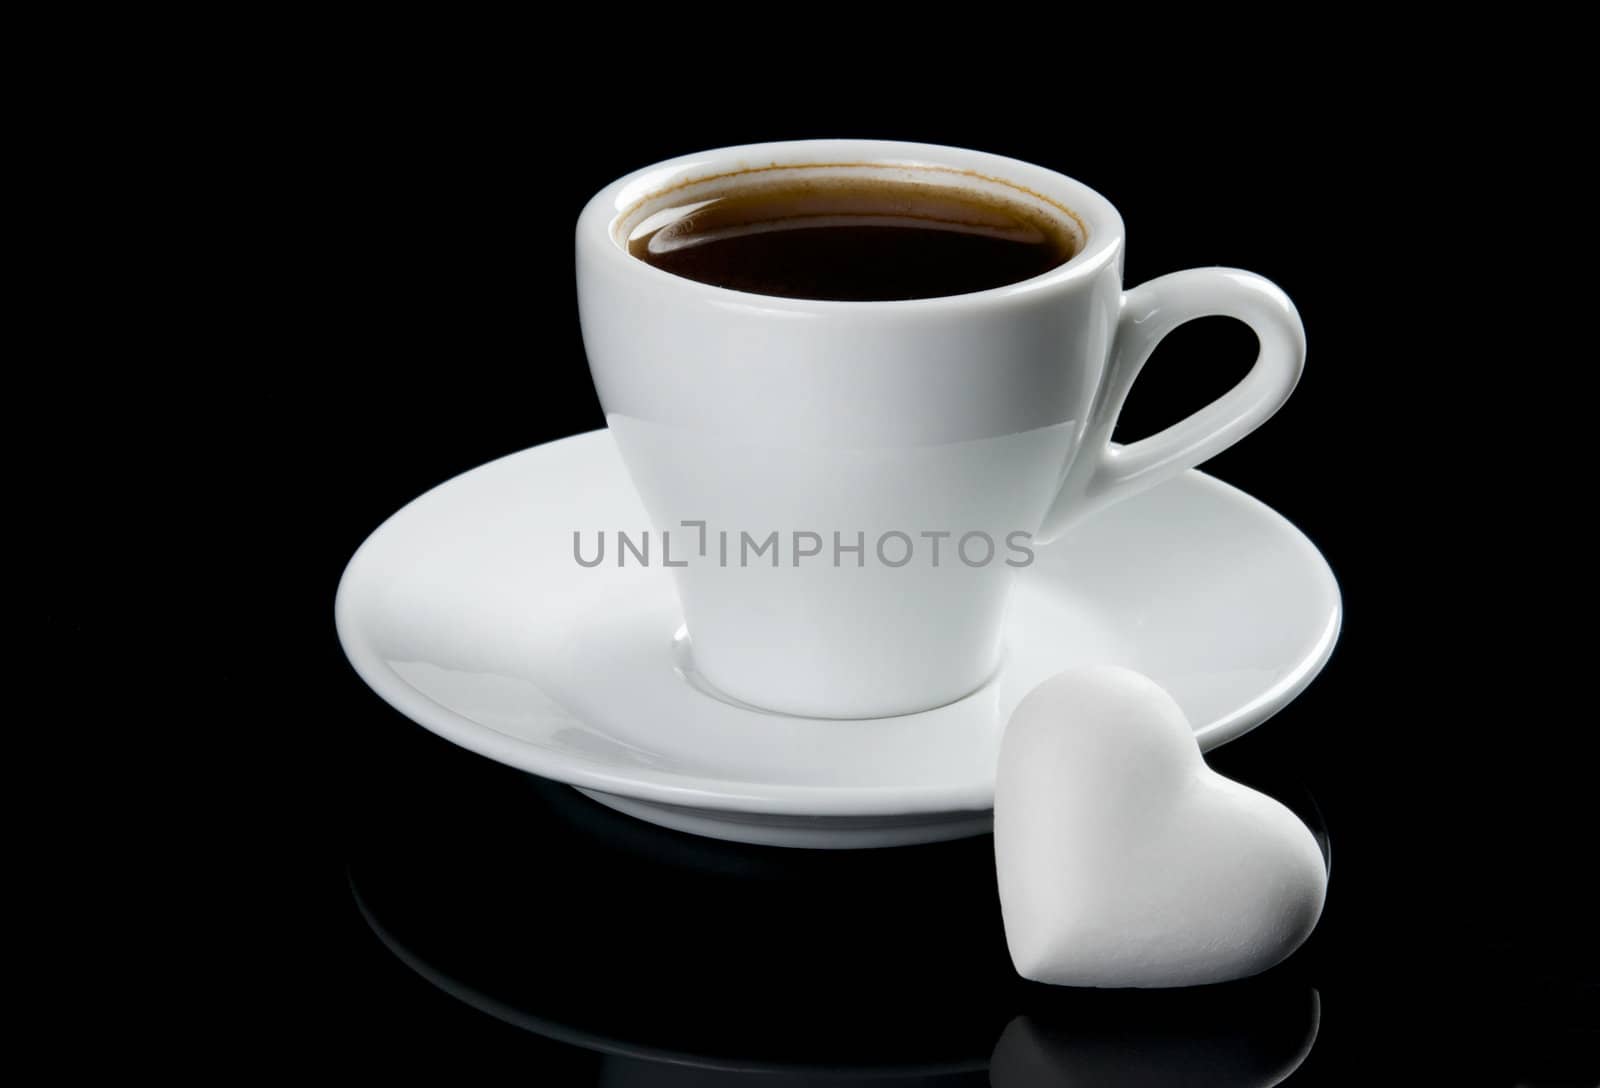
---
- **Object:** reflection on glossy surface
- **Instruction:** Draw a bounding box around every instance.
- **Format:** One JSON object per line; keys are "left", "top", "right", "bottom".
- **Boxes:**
{"left": 345, "top": 755, "right": 1330, "bottom": 1085}
{"left": 353, "top": 857, "right": 1318, "bottom": 1086}
{"left": 991, "top": 989, "right": 1319, "bottom": 1087}
{"left": 346, "top": 788, "right": 1004, "bottom": 1077}
{"left": 352, "top": 878, "right": 988, "bottom": 1084}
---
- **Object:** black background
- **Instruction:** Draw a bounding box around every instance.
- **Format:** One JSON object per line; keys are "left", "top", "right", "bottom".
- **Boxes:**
{"left": 87, "top": 64, "right": 1593, "bottom": 1083}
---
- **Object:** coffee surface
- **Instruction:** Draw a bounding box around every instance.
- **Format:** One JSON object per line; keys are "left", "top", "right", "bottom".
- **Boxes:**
{"left": 628, "top": 177, "right": 1077, "bottom": 300}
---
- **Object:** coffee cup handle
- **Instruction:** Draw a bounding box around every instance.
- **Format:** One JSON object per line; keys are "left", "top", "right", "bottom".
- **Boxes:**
{"left": 1035, "top": 267, "right": 1306, "bottom": 544}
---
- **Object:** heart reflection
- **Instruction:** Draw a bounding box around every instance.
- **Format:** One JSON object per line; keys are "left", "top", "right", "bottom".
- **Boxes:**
{"left": 990, "top": 986, "right": 1319, "bottom": 1087}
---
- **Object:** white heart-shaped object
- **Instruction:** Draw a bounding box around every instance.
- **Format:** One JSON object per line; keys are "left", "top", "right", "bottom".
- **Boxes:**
{"left": 995, "top": 665, "right": 1327, "bottom": 988}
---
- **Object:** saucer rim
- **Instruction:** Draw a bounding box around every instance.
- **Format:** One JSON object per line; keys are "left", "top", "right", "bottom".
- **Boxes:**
{"left": 335, "top": 431, "right": 1341, "bottom": 818}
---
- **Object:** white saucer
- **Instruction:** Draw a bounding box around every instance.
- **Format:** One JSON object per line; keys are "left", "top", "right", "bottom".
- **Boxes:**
{"left": 336, "top": 430, "right": 1340, "bottom": 849}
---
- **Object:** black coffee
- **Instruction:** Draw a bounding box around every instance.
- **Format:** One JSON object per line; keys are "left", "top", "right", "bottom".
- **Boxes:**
{"left": 627, "top": 177, "right": 1078, "bottom": 301}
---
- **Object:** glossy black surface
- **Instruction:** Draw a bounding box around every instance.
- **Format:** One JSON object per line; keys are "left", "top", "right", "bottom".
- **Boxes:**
{"left": 345, "top": 749, "right": 1329, "bottom": 1084}
{"left": 327, "top": 704, "right": 1593, "bottom": 1083}
{"left": 109, "top": 75, "right": 1594, "bottom": 1083}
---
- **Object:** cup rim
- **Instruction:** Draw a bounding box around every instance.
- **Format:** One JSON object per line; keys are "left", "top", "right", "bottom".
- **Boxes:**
{"left": 576, "top": 139, "right": 1125, "bottom": 310}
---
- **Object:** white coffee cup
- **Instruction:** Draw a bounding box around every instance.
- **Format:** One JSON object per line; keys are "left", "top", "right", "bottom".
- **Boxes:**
{"left": 576, "top": 140, "right": 1304, "bottom": 719}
